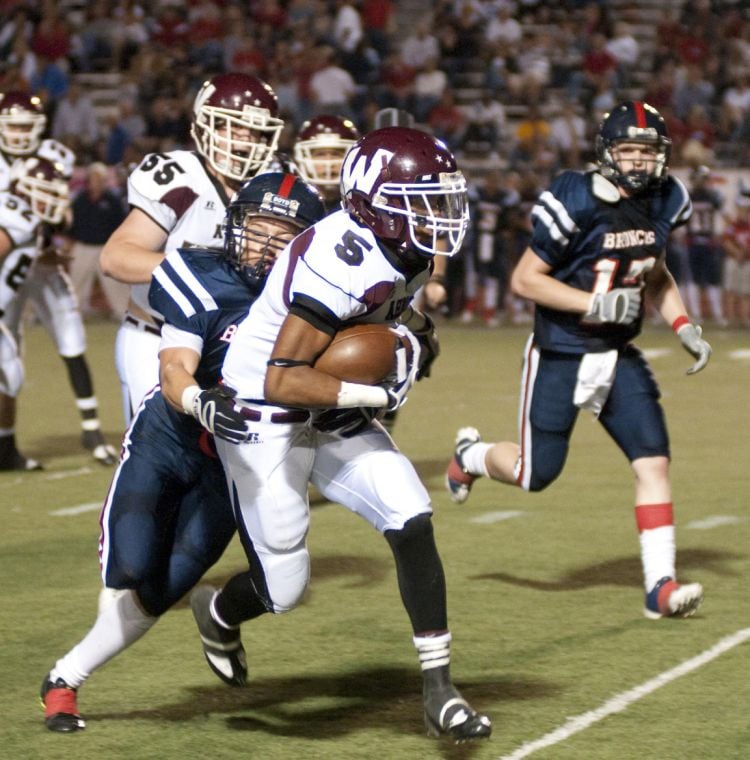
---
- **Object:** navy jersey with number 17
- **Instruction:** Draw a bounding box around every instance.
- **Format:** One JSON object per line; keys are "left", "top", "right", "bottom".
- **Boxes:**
{"left": 529, "top": 170, "right": 691, "bottom": 354}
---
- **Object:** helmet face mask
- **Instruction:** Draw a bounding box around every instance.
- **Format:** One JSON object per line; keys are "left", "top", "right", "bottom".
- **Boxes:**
{"left": 596, "top": 101, "right": 671, "bottom": 194}
{"left": 294, "top": 115, "right": 360, "bottom": 191}
{"left": 340, "top": 127, "right": 469, "bottom": 257}
{"left": 10, "top": 157, "right": 69, "bottom": 224}
{"left": 191, "top": 74, "right": 284, "bottom": 184}
{"left": 0, "top": 92, "right": 47, "bottom": 156}
{"left": 224, "top": 172, "right": 325, "bottom": 286}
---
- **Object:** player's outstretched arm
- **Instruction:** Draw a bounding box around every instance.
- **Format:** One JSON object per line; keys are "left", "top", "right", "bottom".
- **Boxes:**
{"left": 645, "top": 260, "right": 711, "bottom": 374}
{"left": 100, "top": 208, "right": 168, "bottom": 284}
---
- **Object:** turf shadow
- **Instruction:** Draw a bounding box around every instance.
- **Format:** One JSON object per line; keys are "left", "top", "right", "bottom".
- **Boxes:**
{"left": 86, "top": 666, "right": 555, "bottom": 746}
{"left": 470, "top": 547, "right": 740, "bottom": 589}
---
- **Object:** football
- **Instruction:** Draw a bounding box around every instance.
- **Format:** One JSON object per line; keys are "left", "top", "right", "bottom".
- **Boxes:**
{"left": 315, "top": 323, "right": 401, "bottom": 384}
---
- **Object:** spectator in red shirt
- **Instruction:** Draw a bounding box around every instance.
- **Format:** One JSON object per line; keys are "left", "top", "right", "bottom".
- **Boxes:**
{"left": 151, "top": 6, "right": 189, "bottom": 49}
{"left": 427, "top": 88, "right": 466, "bottom": 151}
{"left": 361, "top": 0, "right": 394, "bottom": 57}
{"left": 675, "top": 20, "right": 711, "bottom": 67}
{"left": 567, "top": 32, "right": 617, "bottom": 108}
{"left": 251, "top": 0, "right": 287, "bottom": 28}
{"left": 227, "top": 31, "right": 268, "bottom": 79}
{"left": 31, "top": 4, "right": 70, "bottom": 63}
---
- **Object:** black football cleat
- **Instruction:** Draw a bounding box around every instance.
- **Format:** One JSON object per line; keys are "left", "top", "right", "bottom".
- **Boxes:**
{"left": 40, "top": 673, "right": 85, "bottom": 732}
{"left": 81, "top": 430, "right": 118, "bottom": 465}
{"left": 423, "top": 669, "right": 492, "bottom": 743}
{"left": 0, "top": 450, "right": 43, "bottom": 471}
{"left": 190, "top": 585, "right": 247, "bottom": 687}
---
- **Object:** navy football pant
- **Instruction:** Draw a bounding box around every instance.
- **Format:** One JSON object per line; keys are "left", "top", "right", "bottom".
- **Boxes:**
{"left": 516, "top": 339, "right": 670, "bottom": 492}
{"left": 99, "top": 391, "right": 235, "bottom": 616}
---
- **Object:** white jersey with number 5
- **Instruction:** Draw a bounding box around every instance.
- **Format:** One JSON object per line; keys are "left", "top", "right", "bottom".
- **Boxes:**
{"left": 222, "top": 209, "right": 430, "bottom": 400}
{"left": 126, "top": 150, "right": 229, "bottom": 318}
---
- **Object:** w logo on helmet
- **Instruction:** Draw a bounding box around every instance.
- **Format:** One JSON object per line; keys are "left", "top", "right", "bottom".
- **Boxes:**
{"left": 341, "top": 147, "right": 395, "bottom": 195}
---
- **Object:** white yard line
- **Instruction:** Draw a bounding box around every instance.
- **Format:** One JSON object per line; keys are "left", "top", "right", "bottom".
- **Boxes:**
{"left": 50, "top": 502, "right": 102, "bottom": 516}
{"left": 498, "top": 627, "right": 750, "bottom": 760}
{"left": 686, "top": 515, "right": 745, "bottom": 530}
{"left": 470, "top": 511, "right": 525, "bottom": 524}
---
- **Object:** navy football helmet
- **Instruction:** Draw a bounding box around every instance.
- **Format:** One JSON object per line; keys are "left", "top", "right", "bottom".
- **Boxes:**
{"left": 224, "top": 172, "right": 325, "bottom": 286}
{"left": 596, "top": 101, "right": 671, "bottom": 193}
{"left": 340, "top": 127, "right": 469, "bottom": 256}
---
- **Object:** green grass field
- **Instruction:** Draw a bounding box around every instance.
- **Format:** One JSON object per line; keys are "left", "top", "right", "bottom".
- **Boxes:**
{"left": 2, "top": 319, "right": 749, "bottom": 759}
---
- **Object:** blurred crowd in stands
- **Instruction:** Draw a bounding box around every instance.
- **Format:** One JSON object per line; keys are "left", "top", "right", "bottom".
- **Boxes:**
{"left": 5, "top": 0, "right": 750, "bottom": 173}
{"left": 2, "top": 0, "right": 749, "bottom": 328}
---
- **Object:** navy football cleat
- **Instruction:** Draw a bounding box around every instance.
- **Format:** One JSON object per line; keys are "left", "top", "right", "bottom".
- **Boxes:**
{"left": 190, "top": 585, "right": 247, "bottom": 686}
{"left": 40, "top": 673, "right": 85, "bottom": 732}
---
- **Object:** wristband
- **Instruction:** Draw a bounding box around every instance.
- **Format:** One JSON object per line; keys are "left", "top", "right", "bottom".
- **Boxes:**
{"left": 671, "top": 315, "right": 690, "bottom": 332}
{"left": 181, "top": 384, "right": 201, "bottom": 416}
{"left": 337, "top": 381, "right": 389, "bottom": 408}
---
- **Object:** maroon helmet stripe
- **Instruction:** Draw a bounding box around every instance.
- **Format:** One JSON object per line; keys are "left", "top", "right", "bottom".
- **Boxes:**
{"left": 278, "top": 173, "right": 296, "bottom": 198}
{"left": 634, "top": 102, "right": 647, "bottom": 128}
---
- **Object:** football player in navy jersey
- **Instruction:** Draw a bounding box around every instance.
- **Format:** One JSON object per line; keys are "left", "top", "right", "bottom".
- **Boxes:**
{"left": 446, "top": 101, "right": 711, "bottom": 620}
{"left": 40, "top": 174, "right": 325, "bottom": 733}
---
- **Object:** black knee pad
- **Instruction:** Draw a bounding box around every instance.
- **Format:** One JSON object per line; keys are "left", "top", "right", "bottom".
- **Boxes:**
{"left": 385, "top": 513, "right": 433, "bottom": 551}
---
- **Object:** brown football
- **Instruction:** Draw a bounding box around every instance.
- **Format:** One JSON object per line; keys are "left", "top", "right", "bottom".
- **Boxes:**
{"left": 315, "top": 323, "right": 400, "bottom": 384}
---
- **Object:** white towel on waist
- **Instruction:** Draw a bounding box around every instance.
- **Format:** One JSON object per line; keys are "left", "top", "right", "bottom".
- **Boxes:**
{"left": 573, "top": 350, "right": 618, "bottom": 417}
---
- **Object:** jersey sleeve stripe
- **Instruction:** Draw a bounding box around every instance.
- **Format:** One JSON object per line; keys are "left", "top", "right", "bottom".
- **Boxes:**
{"left": 167, "top": 252, "right": 219, "bottom": 312}
{"left": 159, "top": 322, "right": 204, "bottom": 354}
{"left": 152, "top": 264, "right": 199, "bottom": 318}
{"left": 671, "top": 180, "right": 692, "bottom": 226}
{"left": 532, "top": 190, "right": 579, "bottom": 246}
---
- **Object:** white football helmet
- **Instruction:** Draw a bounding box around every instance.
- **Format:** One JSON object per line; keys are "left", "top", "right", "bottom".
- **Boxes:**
{"left": 191, "top": 73, "right": 284, "bottom": 184}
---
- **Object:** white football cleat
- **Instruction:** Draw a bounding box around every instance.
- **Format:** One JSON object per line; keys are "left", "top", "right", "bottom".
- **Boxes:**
{"left": 644, "top": 577, "right": 704, "bottom": 619}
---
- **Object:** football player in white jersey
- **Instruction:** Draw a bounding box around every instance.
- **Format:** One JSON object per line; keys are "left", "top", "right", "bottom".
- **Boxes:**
{"left": 293, "top": 114, "right": 359, "bottom": 212}
{"left": 100, "top": 72, "right": 284, "bottom": 425}
{"left": 188, "top": 128, "right": 492, "bottom": 742}
{"left": 0, "top": 90, "right": 118, "bottom": 469}
{"left": 0, "top": 156, "right": 69, "bottom": 469}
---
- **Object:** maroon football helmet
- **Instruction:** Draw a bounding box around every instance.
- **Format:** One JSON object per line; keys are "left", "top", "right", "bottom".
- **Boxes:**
{"left": 190, "top": 73, "right": 284, "bottom": 183}
{"left": 293, "top": 115, "right": 360, "bottom": 189}
{"left": 0, "top": 91, "right": 47, "bottom": 156}
{"left": 10, "top": 156, "right": 69, "bottom": 224}
{"left": 340, "top": 127, "right": 469, "bottom": 256}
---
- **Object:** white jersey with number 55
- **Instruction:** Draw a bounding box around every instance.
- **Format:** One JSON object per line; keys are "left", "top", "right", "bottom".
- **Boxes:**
{"left": 126, "top": 150, "right": 229, "bottom": 317}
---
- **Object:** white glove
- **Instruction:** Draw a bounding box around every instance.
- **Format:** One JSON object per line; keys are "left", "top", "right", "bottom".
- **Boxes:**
{"left": 584, "top": 288, "right": 642, "bottom": 325}
{"left": 676, "top": 323, "right": 711, "bottom": 374}
{"left": 382, "top": 324, "right": 421, "bottom": 411}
